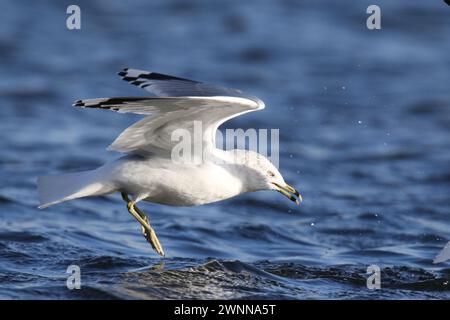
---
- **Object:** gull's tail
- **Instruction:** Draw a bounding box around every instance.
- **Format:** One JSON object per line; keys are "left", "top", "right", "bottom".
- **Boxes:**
{"left": 37, "top": 170, "right": 113, "bottom": 208}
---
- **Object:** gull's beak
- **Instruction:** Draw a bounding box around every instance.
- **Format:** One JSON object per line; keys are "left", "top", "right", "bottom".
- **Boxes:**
{"left": 272, "top": 182, "right": 302, "bottom": 205}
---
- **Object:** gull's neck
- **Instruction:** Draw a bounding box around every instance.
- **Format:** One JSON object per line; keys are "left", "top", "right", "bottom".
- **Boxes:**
{"left": 210, "top": 148, "right": 267, "bottom": 193}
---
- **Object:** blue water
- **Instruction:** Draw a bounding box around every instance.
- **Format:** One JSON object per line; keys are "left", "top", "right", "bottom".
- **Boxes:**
{"left": 0, "top": 0, "right": 449, "bottom": 299}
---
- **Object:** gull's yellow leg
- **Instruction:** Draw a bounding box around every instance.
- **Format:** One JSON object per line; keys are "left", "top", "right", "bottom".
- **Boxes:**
{"left": 122, "top": 194, "right": 150, "bottom": 236}
{"left": 121, "top": 193, "right": 165, "bottom": 256}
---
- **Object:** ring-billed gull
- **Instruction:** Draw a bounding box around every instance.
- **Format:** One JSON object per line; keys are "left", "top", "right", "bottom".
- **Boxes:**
{"left": 37, "top": 68, "right": 302, "bottom": 256}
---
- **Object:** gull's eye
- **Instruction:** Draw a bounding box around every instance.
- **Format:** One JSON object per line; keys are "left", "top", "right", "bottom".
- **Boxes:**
{"left": 267, "top": 170, "right": 275, "bottom": 177}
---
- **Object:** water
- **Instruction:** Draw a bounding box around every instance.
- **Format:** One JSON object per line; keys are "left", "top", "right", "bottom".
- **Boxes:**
{"left": 0, "top": 0, "right": 449, "bottom": 299}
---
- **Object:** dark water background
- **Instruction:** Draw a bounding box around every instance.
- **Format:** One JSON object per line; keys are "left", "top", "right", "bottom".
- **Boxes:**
{"left": 0, "top": 0, "right": 449, "bottom": 299}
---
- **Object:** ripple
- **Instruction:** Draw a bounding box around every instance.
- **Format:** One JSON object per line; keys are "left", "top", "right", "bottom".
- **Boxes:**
{"left": 0, "top": 231, "right": 48, "bottom": 243}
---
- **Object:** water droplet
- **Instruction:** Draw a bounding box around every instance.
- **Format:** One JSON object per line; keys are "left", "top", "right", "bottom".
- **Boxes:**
{"left": 342, "top": 86, "right": 346, "bottom": 90}
{"left": 310, "top": 222, "right": 315, "bottom": 226}
{"left": 358, "top": 120, "right": 362, "bottom": 124}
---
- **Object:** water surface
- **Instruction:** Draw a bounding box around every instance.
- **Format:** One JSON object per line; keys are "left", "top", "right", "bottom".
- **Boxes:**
{"left": 0, "top": 0, "right": 449, "bottom": 299}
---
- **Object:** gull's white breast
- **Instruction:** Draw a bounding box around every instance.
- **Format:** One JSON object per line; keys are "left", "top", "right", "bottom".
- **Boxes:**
{"left": 103, "top": 155, "right": 245, "bottom": 206}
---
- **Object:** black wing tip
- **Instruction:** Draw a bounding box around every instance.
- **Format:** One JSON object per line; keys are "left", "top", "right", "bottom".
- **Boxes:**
{"left": 73, "top": 100, "right": 84, "bottom": 107}
{"left": 74, "top": 97, "right": 152, "bottom": 109}
{"left": 117, "top": 68, "right": 129, "bottom": 77}
{"left": 117, "top": 68, "right": 199, "bottom": 83}
{"left": 140, "top": 72, "right": 198, "bottom": 83}
{"left": 122, "top": 76, "right": 137, "bottom": 81}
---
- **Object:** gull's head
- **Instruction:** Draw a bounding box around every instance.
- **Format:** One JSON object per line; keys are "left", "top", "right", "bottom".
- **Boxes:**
{"left": 234, "top": 150, "right": 302, "bottom": 205}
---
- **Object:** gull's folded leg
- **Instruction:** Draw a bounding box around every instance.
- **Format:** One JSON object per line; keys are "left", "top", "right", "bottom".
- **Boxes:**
{"left": 121, "top": 193, "right": 165, "bottom": 256}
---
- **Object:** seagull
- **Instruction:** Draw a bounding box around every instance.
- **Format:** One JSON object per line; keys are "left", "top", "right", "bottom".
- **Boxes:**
{"left": 37, "top": 68, "right": 302, "bottom": 256}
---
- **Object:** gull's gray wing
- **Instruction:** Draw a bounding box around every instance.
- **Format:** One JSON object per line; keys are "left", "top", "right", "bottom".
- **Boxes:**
{"left": 117, "top": 68, "right": 258, "bottom": 100}
{"left": 74, "top": 76, "right": 264, "bottom": 156}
